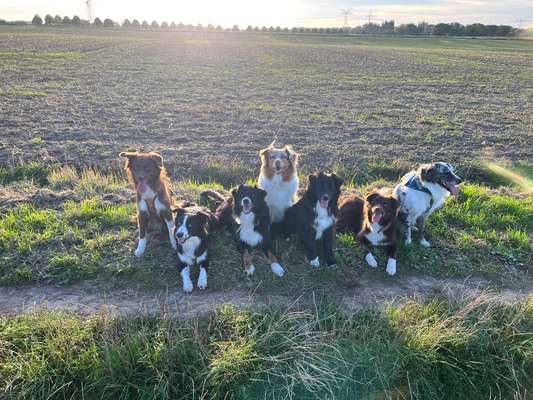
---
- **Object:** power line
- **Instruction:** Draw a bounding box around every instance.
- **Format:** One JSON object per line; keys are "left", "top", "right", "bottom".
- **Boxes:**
{"left": 340, "top": 8, "right": 352, "bottom": 28}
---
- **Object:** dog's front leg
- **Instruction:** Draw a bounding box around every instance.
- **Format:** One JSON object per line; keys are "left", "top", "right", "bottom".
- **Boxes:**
{"left": 416, "top": 217, "right": 430, "bottom": 247}
{"left": 160, "top": 209, "right": 177, "bottom": 250}
{"left": 178, "top": 262, "right": 194, "bottom": 293}
{"left": 322, "top": 226, "right": 337, "bottom": 267}
{"left": 302, "top": 229, "right": 319, "bottom": 267}
{"left": 385, "top": 243, "right": 397, "bottom": 276}
{"left": 357, "top": 234, "right": 378, "bottom": 268}
{"left": 135, "top": 208, "right": 149, "bottom": 257}
{"left": 262, "top": 241, "right": 285, "bottom": 277}
{"left": 196, "top": 243, "right": 208, "bottom": 290}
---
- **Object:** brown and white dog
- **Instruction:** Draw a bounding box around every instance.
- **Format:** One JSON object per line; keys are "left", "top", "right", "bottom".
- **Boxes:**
{"left": 337, "top": 189, "right": 400, "bottom": 275}
{"left": 120, "top": 151, "right": 177, "bottom": 256}
{"left": 394, "top": 162, "right": 462, "bottom": 247}
{"left": 258, "top": 141, "right": 299, "bottom": 225}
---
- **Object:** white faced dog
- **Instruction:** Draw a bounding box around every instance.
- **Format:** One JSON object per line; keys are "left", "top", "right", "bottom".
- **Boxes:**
{"left": 394, "top": 162, "right": 462, "bottom": 247}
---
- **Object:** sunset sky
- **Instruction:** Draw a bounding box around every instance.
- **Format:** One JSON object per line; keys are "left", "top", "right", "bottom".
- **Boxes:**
{"left": 1, "top": 0, "right": 531, "bottom": 28}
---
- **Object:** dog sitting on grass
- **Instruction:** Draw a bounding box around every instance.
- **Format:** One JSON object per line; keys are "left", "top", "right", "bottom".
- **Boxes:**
{"left": 257, "top": 141, "right": 299, "bottom": 228}
{"left": 337, "top": 189, "right": 400, "bottom": 276}
{"left": 173, "top": 202, "right": 217, "bottom": 293}
{"left": 201, "top": 186, "right": 285, "bottom": 277}
{"left": 120, "top": 151, "right": 177, "bottom": 256}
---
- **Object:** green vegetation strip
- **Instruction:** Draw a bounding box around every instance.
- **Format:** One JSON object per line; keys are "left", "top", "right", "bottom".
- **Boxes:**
{"left": 0, "top": 296, "right": 531, "bottom": 399}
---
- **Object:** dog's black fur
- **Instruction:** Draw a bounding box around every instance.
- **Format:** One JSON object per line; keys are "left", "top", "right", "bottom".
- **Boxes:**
{"left": 282, "top": 172, "right": 343, "bottom": 267}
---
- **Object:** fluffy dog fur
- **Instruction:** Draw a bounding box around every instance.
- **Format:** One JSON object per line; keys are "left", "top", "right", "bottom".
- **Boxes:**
{"left": 258, "top": 141, "right": 299, "bottom": 225}
{"left": 120, "top": 151, "right": 176, "bottom": 256}
{"left": 394, "top": 162, "right": 462, "bottom": 247}
{"left": 173, "top": 202, "right": 217, "bottom": 293}
{"left": 283, "top": 172, "right": 343, "bottom": 267}
{"left": 201, "top": 186, "right": 285, "bottom": 277}
{"left": 337, "top": 189, "right": 400, "bottom": 275}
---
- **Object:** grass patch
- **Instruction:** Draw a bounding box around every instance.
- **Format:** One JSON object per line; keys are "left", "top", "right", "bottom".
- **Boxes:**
{"left": 0, "top": 200, "right": 134, "bottom": 285}
{"left": 48, "top": 166, "right": 125, "bottom": 198}
{"left": 0, "top": 295, "right": 530, "bottom": 399}
{"left": 0, "top": 162, "right": 49, "bottom": 186}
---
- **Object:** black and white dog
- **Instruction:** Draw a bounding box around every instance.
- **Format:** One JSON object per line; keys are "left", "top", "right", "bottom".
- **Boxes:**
{"left": 202, "top": 186, "right": 285, "bottom": 277}
{"left": 173, "top": 202, "right": 216, "bottom": 293}
{"left": 394, "top": 162, "right": 462, "bottom": 247}
{"left": 283, "top": 172, "right": 343, "bottom": 267}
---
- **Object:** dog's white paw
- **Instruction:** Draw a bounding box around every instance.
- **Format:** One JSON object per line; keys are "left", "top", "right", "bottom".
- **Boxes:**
{"left": 419, "top": 239, "right": 431, "bottom": 248}
{"left": 134, "top": 238, "right": 147, "bottom": 257}
{"left": 181, "top": 267, "right": 193, "bottom": 293}
{"left": 309, "top": 257, "right": 320, "bottom": 268}
{"left": 386, "top": 258, "right": 397, "bottom": 276}
{"left": 197, "top": 267, "right": 207, "bottom": 290}
{"left": 270, "top": 262, "right": 285, "bottom": 277}
{"left": 169, "top": 236, "right": 178, "bottom": 250}
{"left": 365, "top": 252, "right": 378, "bottom": 268}
{"left": 245, "top": 265, "right": 256, "bottom": 276}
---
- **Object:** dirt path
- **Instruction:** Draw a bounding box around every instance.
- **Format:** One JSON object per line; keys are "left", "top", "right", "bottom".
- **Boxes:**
{"left": 1, "top": 275, "right": 530, "bottom": 318}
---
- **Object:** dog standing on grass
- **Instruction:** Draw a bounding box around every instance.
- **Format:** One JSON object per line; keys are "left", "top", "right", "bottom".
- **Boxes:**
{"left": 394, "top": 162, "right": 462, "bottom": 247}
{"left": 258, "top": 141, "right": 299, "bottom": 227}
{"left": 337, "top": 189, "right": 400, "bottom": 276}
{"left": 120, "top": 151, "right": 177, "bottom": 256}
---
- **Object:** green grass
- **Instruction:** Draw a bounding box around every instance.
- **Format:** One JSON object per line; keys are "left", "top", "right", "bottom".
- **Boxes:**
{"left": 0, "top": 295, "right": 531, "bottom": 399}
{"left": 0, "top": 164, "right": 531, "bottom": 287}
{"left": 0, "top": 162, "right": 49, "bottom": 186}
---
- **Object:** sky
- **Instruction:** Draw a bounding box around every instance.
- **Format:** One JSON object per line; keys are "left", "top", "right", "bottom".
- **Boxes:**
{"left": 1, "top": 0, "right": 532, "bottom": 28}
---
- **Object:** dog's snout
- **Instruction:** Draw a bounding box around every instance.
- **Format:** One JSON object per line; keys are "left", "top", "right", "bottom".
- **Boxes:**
{"left": 322, "top": 194, "right": 329, "bottom": 201}
{"left": 275, "top": 160, "right": 282, "bottom": 168}
{"left": 456, "top": 176, "right": 463, "bottom": 184}
{"left": 176, "top": 231, "right": 184, "bottom": 238}
{"left": 242, "top": 197, "right": 251, "bottom": 205}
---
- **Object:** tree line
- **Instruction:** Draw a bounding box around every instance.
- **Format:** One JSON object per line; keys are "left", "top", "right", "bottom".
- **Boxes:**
{"left": 0, "top": 14, "right": 521, "bottom": 37}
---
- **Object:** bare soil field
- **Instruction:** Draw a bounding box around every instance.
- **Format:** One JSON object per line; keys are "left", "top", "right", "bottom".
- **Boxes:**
{"left": 0, "top": 27, "right": 532, "bottom": 174}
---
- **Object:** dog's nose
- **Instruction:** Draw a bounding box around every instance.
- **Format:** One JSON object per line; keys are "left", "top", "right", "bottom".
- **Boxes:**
{"left": 456, "top": 177, "right": 463, "bottom": 184}
{"left": 176, "top": 232, "right": 184, "bottom": 238}
{"left": 242, "top": 198, "right": 251, "bottom": 205}
{"left": 322, "top": 195, "right": 329, "bottom": 201}
{"left": 275, "top": 160, "right": 282, "bottom": 168}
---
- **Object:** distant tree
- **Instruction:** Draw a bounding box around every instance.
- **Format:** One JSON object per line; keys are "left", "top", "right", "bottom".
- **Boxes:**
{"left": 44, "top": 14, "right": 54, "bottom": 25}
{"left": 161, "top": 21, "right": 169, "bottom": 29}
{"left": 132, "top": 19, "right": 140, "bottom": 28}
{"left": 275, "top": 26, "right": 281, "bottom": 32}
{"left": 72, "top": 15, "right": 81, "bottom": 25}
{"left": 32, "top": 14, "right": 43, "bottom": 25}
{"left": 290, "top": 27, "right": 297, "bottom": 33}
{"left": 195, "top": 23, "right": 203, "bottom": 31}
{"left": 380, "top": 20, "right": 395, "bottom": 34}
{"left": 62, "top": 16, "right": 70, "bottom": 24}
{"left": 215, "top": 25, "right": 223, "bottom": 31}
{"left": 177, "top": 22, "right": 185, "bottom": 30}
{"left": 151, "top": 20, "right": 159, "bottom": 28}
{"left": 54, "top": 15, "right": 62, "bottom": 24}
{"left": 246, "top": 25, "right": 253, "bottom": 32}
{"left": 123, "top": 19, "right": 131, "bottom": 27}
{"left": 93, "top": 17, "right": 103, "bottom": 26}
{"left": 104, "top": 18, "right": 114, "bottom": 27}
{"left": 417, "top": 21, "right": 430, "bottom": 35}
{"left": 142, "top": 20, "right": 149, "bottom": 28}
{"left": 396, "top": 23, "right": 417, "bottom": 35}
{"left": 283, "top": 27, "right": 289, "bottom": 33}
{"left": 325, "top": 27, "right": 332, "bottom": 34}
{"left": 268, "top": 26, "right": 274, "bottom": 32}
{"left": 495, "top": 25, "right": 513, "bottom": 36}
{"left": 318, "top": 28, "right": 324, "bottom": 34}
{"left": 170, "top": 22, "right": 177, "bottom": 29}
{"left": 207, "top": 23, "right": 215, "bottom": 31}
{"left": 433, "top": 23, "right": 450, "bottom": 36}
{"left": 260, "top": 26, "right": 267, "bottom": 32}
{"left": 232, "top": 24, "right": 239, "bottom": 32}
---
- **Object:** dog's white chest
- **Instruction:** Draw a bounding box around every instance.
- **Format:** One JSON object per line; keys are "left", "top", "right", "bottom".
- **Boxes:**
{"left": 313, "top": 202, "right": 334, "bottom": 240}
{"left": 260, "top": 174, "right": 298, "bottom": 223}
{"left": 365, "top": 223, "right": 386, "bottom": 246}
{"left": 178, "top": 236, "right": 201, "bottom": 265}
{"left": 238, "top": 212, "right": 263, "bottom": 247}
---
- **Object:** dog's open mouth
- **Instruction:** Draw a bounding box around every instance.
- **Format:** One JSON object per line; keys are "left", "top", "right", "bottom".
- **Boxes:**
{"left": 242, "top": 204, "right": 252, "bottom": 214}
{"left": 137, "top": 182, "right": 147, "bottom": 194}
{"left": 319, "top": 198, "right": 329, "bottom": 209}
{"left": 177, "top": 237, "right": 187, "bottom": 245}
{"left": 443, "top": 183, "right": 459, "bottom": 196}
{"left": 372, "top": 210, "right": 383, "bottom": 224}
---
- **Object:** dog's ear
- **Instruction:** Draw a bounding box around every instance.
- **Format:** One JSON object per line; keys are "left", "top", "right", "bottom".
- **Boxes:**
{"left": 231, "top": 185, "right": 242, "bottom": 198}
{"left": 120, "top": 152, "right": 137, "bottom": 167}
{"left": 308, "top": 173, "right": 317, "bottom": 185}
{"left": 365, "top": 190, "right": 380, "bottom": 203}
{"left": 172, "top": 206, "right": 186, "bottom": 218}
{"left": 331, "top": 173, "right": 344, "bottom": 190}
{"left": 420, "top": 164, "right": 437, "bottom": 182}
{"left": 197, "top": 210, "right": 212, "bottom": 224}
{"left": 285, "top": 146, "right": 299, "bottom": 163}
{"left": 149, "top": 152, "right": 163, "bottom": 168}
{"left": 255, "top": 186, "right": 267, "bottom": 199}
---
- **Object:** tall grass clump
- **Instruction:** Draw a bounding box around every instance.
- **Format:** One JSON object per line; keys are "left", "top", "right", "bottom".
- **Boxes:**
{"left": 1, "top": 296, "right": 530, "bottom": 399}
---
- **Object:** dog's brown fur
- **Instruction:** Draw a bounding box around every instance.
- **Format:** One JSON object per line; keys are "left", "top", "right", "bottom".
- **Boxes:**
{"left": 120, "top": 151, "right": 176, "bottom": 256}
{"left": 259, "top": 141, "right": 299, "bottom": 182}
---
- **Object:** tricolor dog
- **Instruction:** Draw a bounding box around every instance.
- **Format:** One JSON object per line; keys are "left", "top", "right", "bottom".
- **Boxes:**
{"left": 394, "top": 162, "right": 462, "bottom": 247}
{"left": 337, "top": 189, "right": 400, "bottom": 275}
{"left": 283, "top": 172, "right": 343, "bottom": 267}
{"left": 173, "top": 202, "right": 216, "bottom": 293}
{"left": 120, "top": 151, "right": 176, "bottom": 256}
{"left": 258, "top": 141, "right": 299, "bottom": 227}
{"left": 202, "top": 186, "right": 285, "bottom": 277}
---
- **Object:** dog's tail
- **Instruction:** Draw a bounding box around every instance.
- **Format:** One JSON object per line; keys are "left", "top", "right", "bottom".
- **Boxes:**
{"left": 200, "top": 189, "right": 226, "bottom": 208}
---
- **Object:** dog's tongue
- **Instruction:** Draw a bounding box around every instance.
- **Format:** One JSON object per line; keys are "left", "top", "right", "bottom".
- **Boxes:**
{"left": 137, "top": 182, "right": 147, "bottom": 194}
{"left": 320, "top": 199, "right": 329, "bottom": 209}
{"left": 372, "top": 211, "right": 382, "bottom": 224}
{"left": 449, "top": 184, "right": 459, "bottom": 196}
